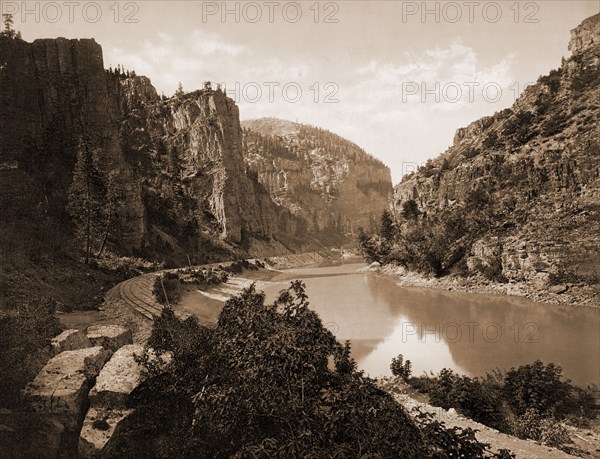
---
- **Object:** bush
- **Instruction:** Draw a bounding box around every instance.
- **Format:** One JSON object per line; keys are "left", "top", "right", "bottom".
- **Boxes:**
{"left": 538, "top": 68, "right": 562, "bottom": 93}
{"left": 105, "top": 283, "right": 507, "bottom": 458}
{"left": 391, "top": 354, "right": 412, "bottom": 380}
{"left": 424, "top": 369, "right": 506, "bottom": 431}
{"left": 153, "top": 272, "right": 182, "bottom": 305}
{"left": 0, "top": 299, "right": 63, "bottom": 407}
{"left": 507, "top": 409, "right": 570, "bottom": 448}
{"left": 407, "top": 360, "right": 597, "bottom": 447}
{"left": 503, "top": 360, "right": 570, "bottom": 417}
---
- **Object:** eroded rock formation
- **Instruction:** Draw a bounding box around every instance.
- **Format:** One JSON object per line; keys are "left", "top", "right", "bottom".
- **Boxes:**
{"left": 242, "top": 118, "right": 393, "bottom": 235}
{"left": 393, "top": 13, "right": 600, "bottom": 288}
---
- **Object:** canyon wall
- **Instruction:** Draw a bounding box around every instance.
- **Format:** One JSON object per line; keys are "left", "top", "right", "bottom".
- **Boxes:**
{"left": 242, "top": 118, "right": 393, "bottom": 236}
{"left": 393, "top": 13, "right": 600, "bottom": 286}
{"left": 0, "top": 37, "right": 322, "bottom": 261}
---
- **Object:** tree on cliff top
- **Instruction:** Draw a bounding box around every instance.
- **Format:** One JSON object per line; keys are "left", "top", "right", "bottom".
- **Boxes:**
{"left": 67, "top": 146, "right": 108, "bottom": 263}
{"left": 1, "top": 14, "right": 16, "bottom": 38}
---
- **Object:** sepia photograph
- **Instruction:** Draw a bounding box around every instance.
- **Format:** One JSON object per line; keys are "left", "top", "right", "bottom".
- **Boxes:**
{"left": 0, "top": 1, "right": 599, "bottom": 457}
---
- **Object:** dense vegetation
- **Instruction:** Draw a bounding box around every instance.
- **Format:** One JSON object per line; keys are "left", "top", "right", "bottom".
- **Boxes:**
{"left": 0, "top": 299, "right": 63, "bottom": 407}
{"left": 105, "top": 283, "right": 513, "bottom": 458}
{"left": 398, "top": 357, "right": 598, "bottom": 451}
{"left": 358, "top": 196, "right": 501, "bottom": 280}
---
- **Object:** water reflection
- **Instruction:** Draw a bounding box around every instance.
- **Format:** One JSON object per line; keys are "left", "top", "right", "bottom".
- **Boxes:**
{"left": 264, "top": 265, "right": 600, "bottom": 386}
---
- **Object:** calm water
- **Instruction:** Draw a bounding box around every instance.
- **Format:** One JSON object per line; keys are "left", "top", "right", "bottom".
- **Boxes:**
{"left": 263, "top": 263, "right": 600, "bottom": 386}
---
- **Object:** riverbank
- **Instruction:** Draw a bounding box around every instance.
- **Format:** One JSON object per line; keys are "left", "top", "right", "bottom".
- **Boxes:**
{"left": 361, "top": 263, "right": 600, "bottom": 308}
{"left": 377, "top": 377, "right": 599, "bottom": 459}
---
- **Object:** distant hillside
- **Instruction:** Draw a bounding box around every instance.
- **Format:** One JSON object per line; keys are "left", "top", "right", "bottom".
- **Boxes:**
{"left": 368, "top": 13, "right": 600, "bottom": 303}
{"left": 242, "top": 118, "right": 393, "bottom": 237}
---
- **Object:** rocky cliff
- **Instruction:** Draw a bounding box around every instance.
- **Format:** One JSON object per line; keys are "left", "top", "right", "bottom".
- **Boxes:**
{"left": 393, "top": 13, "right": 600, "bottom": 292}
{"left": 0, "top": 37, "right": 325, "bottom": 263}
{"left": 242, "top": 118, "right": 393, "bottom": 236}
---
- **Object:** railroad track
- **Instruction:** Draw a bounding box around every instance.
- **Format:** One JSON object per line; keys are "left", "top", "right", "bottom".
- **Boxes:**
{"left": 117, "top": 273, "right": 163, "bottom": 320}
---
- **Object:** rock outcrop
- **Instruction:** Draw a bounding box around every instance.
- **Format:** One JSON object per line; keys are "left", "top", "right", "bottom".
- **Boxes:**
{"left": 242, "top": 118, "right": 393, "bottom": 235}
{"left": 393, "top": 13, "right": 600, "bottom": 292}
{"left": 79, "top": 344, "right": 143, "bottom": 457}
{"left": 87, "top": 344, "right": 144, "bottom": 409}
{"left": 0, "top": 36, "right": 359, "bottom": 265}
{"left": 51, "top": 329, "right": 92, "bottom": 356}
{"left": 79, "top": 344, "right": 172, "bottom": 457}
{"left": 86, "top": 325, "right": 133, "bottom": 352}
{"left": 23, "top": 346, "right": 111, "bottom": 419}
{"left": 0, "top": 37, "right": 146, "bottom": 250}
{"left": 15, "top": 325, "right": 139, "bottom": 458}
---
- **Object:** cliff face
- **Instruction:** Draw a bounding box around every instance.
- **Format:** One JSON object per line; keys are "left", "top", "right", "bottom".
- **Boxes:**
{"left": 242, "top": 118, "right": 393, "bottom": 236}
{"left": 0, "top": 37, "right": 145, "bottom": 250}
{"left": 393, "top": 13, "right": 600, "bottom": 287}
{"left": 0, "top": 37, "right": 315, "bottom": 261}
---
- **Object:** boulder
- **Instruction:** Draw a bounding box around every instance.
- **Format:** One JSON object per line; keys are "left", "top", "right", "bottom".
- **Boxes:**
{"left": 51, "top": 329, "right": 92, "bottom": 356}
{"left": 550, "top": 284, "right": 569, "bottom": 294}
{"left": 86, "top": 325, "right": 132, "bottom": 352}
{"left": 89, "top": 345, "right": 145, "bottom": 409}
{"left": 79, "top": 346, "right": 172, "bottom": 458}
{"left": 78, "top": 407, "right": 133, "bottom": 458}
{"left": 22, "top": 346, "right": 111, "bottom": 428}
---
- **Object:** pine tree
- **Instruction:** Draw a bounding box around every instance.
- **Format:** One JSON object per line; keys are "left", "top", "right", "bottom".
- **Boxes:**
{"left": 67, "top": 146, "right": 108, "bottom": 263}
{"left": 96, "top": 174, "right": 122, "bottom": 258}
{"left": 379, "top": 209, "right": 395, "bottom": 242}
{"left": 2, "top": 14, "right": 15, "bottom": 38}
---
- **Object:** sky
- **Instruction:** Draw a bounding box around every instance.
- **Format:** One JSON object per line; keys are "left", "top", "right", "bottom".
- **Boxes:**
{"left": 5, "top": 0, "right": 599, "bottom": 183}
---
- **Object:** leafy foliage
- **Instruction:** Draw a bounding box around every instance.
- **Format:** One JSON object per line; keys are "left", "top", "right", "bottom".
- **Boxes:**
{"left": 503, "top": 360, "right": 570, "bottom": 417}
{"left": 390, "top": 353, "right": 412, "bottom": 380}
{"left": 407, "top": 361, "right": 598, "bottom": 449}
{"left": 401, "top": 199, "right": 420, "bottom": 220}
{"left": 0, "top": 298, "right": 63, "bottom": 407}
{"left": 152, "top": 272, "right": 182, "bottom": 305}
{"left": 106, "top": 283, "right": 509, "bottom": 458}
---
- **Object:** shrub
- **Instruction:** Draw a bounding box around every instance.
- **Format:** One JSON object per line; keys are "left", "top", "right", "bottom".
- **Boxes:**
{"left": 0, "top": 299, "right": 63, "bottom": 407}
{"left": 409, "top": 360, "right": 596, "bottom": 446}
{"left": 503, "top": 360, "right": 570, "bottom": 417}
{"left": 390, "top": 354, "right": 412, "bottom": 380}
{"left": 153, "top": 272, "right": 182, "bottom": 305}
{"left": 538, "top": 68, "right": 562, "bottom": 93}
{"left": 401, "top": 199, "right": 420, "bottom": 221}
{"left": 105, "top": 283, "right": 506, "bottom": 458}
{"left": 414, "top": 409, "right": 514, "bottom": 458}
{"left": 541, "top": 111, "right": 568, "bottom": 137}
{"left": 424, "top": 369, "right": 506, "bottom": 430}
{"left": 507, "top": 409, "right": 570, "bottom": 448}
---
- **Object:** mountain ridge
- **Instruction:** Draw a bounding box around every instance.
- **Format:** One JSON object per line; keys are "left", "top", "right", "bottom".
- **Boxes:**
{"left": 384, "top": 12, "right": 600, "bottom": 303}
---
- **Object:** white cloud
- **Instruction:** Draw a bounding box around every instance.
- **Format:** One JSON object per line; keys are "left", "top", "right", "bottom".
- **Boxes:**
{"left": 105, "top": 36, "right": 516, "bottom": 183}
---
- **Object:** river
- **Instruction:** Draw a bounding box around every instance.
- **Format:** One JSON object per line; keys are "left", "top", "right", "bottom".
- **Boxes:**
{"left": 261, "top": 262, "right": 600, "bottom": 387}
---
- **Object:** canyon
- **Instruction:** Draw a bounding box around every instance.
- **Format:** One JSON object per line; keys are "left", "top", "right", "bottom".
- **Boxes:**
{"left": 0, "top": 37, "right": 392, "bottom": 265}
{"left": 392, "top": 13, "right": 600, "bottom": 298}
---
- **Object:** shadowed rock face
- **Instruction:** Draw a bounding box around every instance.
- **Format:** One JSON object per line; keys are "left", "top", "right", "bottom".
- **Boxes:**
{"left": 15, "top": 326, "right": 136, "bottom": 458}
{"left": 0, "top": 36, "right": 329, "bottom": 258}
{"left": 393, "top": 13, "right": 600, "bottom": 285}
{"left": 51, "top": 329, "right": 92, "bottom": 356}
{"left": 0, "top": 37, "right": 146, "bottom": 250}
{"left": 86, "top": 325, "right": 133, "bottom": 352}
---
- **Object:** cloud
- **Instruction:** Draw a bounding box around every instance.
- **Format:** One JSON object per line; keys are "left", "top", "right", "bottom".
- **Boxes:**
{"left": 105, "top": 36, "right": 516, "bottom": 183}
